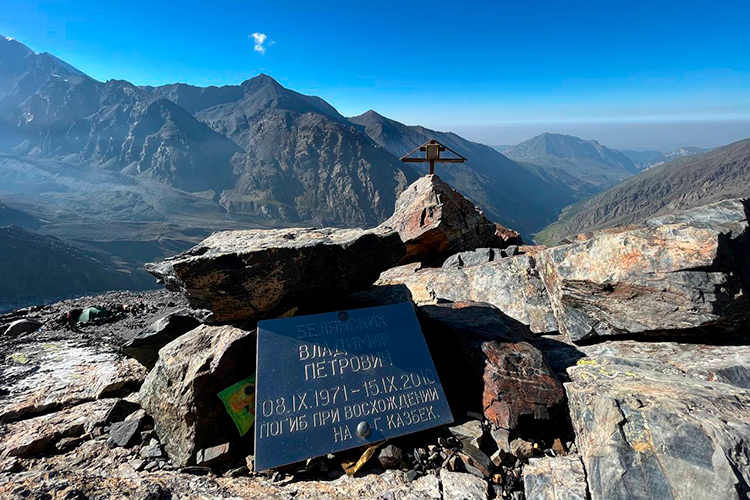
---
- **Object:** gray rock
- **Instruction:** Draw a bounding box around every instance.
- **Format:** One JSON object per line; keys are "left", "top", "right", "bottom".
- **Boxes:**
{"left": 104, "top": 399, "right": 141, "bottom": 425}
{"left": 378, "top": 174, "right": 500, "bottom": 265}
{"left": 54, "top": 436, "right": 85, "bottom": 453}
{"left": 122, "top": 309, "right": 201, "bottom": 369}
{"left": 195, "top": 443, "right": 232, "bottom": 467}
{"left": 380, "top": 254, "right": 558, "bottom": 334}
{"left": 143, "top": 461, "right": 160, "bottom": 472}
{"left": 442, "top": 246, "right": 520, "bottom": 269}
{"left": 448, "top": 420, "right": 485, "bottom": 449}
{"left": 490, "top": 428, "right": 511, "bottom": 454}
{"left": 565, "top": 336, "right": 750, "bottom": 500}
{"left": 0, "top": 340, "right": 146, "bottom": 423}
{"left": 146, "top": 227, "right": 405, "bottom": 323}
{"left": 138, "top": 324, "right": 255, "bottom": 467}
{"left": 538, "top": 199, "right": 750, "bottom": 342}
{"left": 109, "top": 417, "right": 143, "bottom": 448}
{"left": 130, "top": 459, "right": 146, "bottom": 472}
{"left": 442, "top": 248, "right": 498, "bottom": 269}
{"left": 1, "top": 318, "right": 42, "bottom": 336}
{"left": 140, "top": 443, "right": 164, "bottom": 459}
{"left": 502, "top": 245, "right": 519, "bottom": 257}
{"left": 523, "top": 455, "right": 587, "bottom": 500}
{"left": 377, "top": 444, "right": 403, "bottom": 469}
{"left": 440, "top": 470, "right": 489, "bottom": 500}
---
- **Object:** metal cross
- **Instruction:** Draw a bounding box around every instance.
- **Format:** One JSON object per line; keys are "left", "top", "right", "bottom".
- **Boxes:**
{"left": 400, "top": 139, "right": 467, "bottom": 175}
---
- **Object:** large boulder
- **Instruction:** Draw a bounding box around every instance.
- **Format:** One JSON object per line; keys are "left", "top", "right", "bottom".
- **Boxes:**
{"left": 138, "top": 324, "right": 255, "bottom": 467}
{"left": 378, "top": 174, "right": 499, "bottom": 264}
{"left": 562, "top": 334, "right": 750, "bottom": 500}
{"left": 146, "top": 227, "right": 405, "bottom": 323}
{"left": 379, "top": 254, "right": 558, "bottom": 334}
{"left": 538, "top": 198, "right": 750, "bottom": 342}
{"left": 417, "top": 302, "right": 564, "bottom": 430}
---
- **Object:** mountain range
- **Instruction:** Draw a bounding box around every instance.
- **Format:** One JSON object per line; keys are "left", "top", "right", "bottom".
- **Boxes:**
{"left": 619, "top": 146, "right": 707, "bottom": 170}
{"left": 0, "top": 35, "right": 591, "bottom": 239}
{"left": 503, "top": 133, "right": 639, "bottom": 195}
{"left": 1, "top": 34, "right": 744, "bottom": 308}
{"left": 537, "top": 138, "right": 750, "bottom": 244}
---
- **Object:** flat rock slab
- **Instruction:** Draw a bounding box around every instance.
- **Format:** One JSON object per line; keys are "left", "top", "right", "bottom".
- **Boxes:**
{"left": 565, "top": 336, "right": 750, "bottom": 500}
{"left": 147, "top": 227, "right": 405, "bottom": 323}
{"left": 379, "top": 174, "right": 499, "bottom": 264}
{"left": 539, "top": 198, "right": 750, "bottom": 342}
{"left": 0, "top": 340, "right": 146, "bottom": 422}
{"left": 440, "top": 469, "right": 489, "bottom": 500}
{"left": 0, "top": 399, "right": 113, "bottom": 457}
{"left": 523, "top": 455, "right": 587, "bottom": 500}
{"left": 0, "top": 467, "right": 442, "bottom": 500}
{"left": 379, "top": 255, "right": 558, "bottom": 334}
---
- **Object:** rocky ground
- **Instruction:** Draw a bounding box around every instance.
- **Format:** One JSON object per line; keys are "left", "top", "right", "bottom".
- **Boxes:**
{"left": 1, "top": 176, "right": 749, "bottom": 500}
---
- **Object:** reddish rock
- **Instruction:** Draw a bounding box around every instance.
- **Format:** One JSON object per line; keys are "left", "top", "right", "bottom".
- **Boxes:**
{"left": 494, "top": 223, "right": 523, "bottom": 246}
{"left": 538, "top": 198, "right": 750, "bottom": 342}
{"left": 417, "top": 302, "right": 564, "bottom": 431}
{"left": 379, "top": 175, "right": 499, "bottom": 264}
{"left": 517, "top": 245, "right": 546, "bottom": 256}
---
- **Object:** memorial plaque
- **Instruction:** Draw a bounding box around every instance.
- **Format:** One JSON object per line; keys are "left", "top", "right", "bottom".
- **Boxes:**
{"left": 254, "top": 302, "right": 453, "bottom": 471}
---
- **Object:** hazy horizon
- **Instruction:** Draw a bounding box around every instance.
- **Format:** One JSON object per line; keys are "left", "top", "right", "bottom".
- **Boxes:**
{"left": 445, "top": 119, "right": 750, "bottom": 152}
{"left": 3, "top": 0, "right": 749, "bottom": 154}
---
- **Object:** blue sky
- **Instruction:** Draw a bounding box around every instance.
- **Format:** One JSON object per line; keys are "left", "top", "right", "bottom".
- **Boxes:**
{"left": 2, "top": 0, "right": 750, "bottom": 150}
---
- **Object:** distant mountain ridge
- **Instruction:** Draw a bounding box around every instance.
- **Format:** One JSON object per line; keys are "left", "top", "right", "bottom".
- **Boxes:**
{"left": 620, "top": 146, "right": 706, "bottom": 170}
{"left": 0, "top": 36, "right": 414, "bottom": 228}
{"left": 0, "top": 36, "right": 242, "bottom": 193}
{"left": 537, "top": 138, "right": 750, "bottom": 244}
{"left": 143, "top": 76, "right": 415, "bottom": 227}
{"left": 503, "top": 133, "right": 638, "bottom": 195}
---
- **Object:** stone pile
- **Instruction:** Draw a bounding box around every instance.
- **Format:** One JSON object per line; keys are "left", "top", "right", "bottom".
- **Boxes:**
{"left": 1, "top": 174, "right": 749, "bottom": 500}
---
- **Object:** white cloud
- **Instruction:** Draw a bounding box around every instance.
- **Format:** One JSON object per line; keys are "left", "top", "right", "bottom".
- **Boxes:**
{"left": 250, "top": 32, "right": 269, "bottom": 54}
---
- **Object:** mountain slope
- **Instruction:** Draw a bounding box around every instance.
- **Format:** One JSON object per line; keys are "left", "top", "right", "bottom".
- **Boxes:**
{"left": 0, "top": 201, "right": 39, "bottom": 229}
{"left": 537, "top": 138, "right": 750, "bottom": 244}
{"left": 148, "top": 78, "right": 416, "bottom": 227}
{"left": 0, "top": 225, "right": 147, "bottom": 310}
{"left": 349, "top": 110, "right": 577, "bottom": 237}
{"left": 504, "top": 133, "right": 638, "bottom": 194}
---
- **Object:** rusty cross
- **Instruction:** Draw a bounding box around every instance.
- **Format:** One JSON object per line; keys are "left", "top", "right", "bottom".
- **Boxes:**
{"left": 400, "top": 139, "right": 467, "bottom": 175}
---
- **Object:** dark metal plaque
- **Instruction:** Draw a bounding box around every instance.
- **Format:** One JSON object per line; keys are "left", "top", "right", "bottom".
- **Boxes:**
{"left": 254, "top": 302, "right": 453, "bottom": 471}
